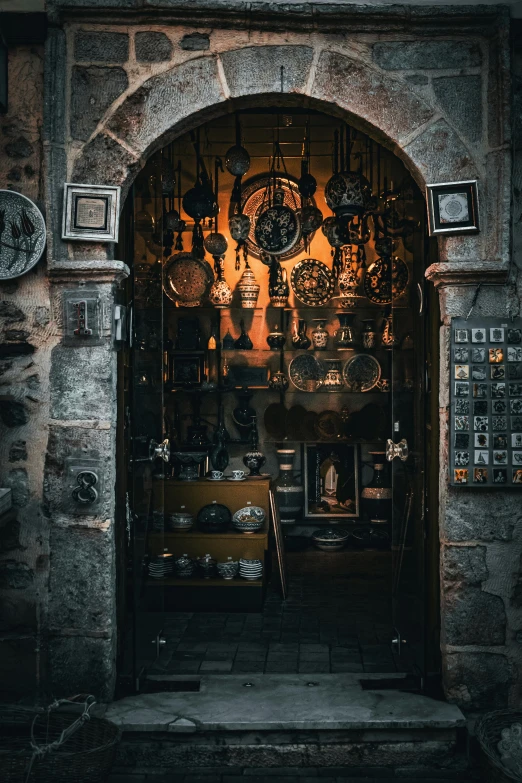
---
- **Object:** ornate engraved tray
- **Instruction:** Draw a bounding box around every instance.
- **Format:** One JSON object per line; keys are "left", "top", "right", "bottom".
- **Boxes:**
{"left": 0, "top": 190, "right": 46, "bottom": 280}
{"left": 291, "top": 258, "right": 335, "bottom": 307}
{"left": 163, "top": 252, "right": 213, "bottom": 306}
{"left": 343, "top": 354, "right": 381, "bottom": 392}
{"left": 363, "top": 255, "right": 409, "bottom": 304}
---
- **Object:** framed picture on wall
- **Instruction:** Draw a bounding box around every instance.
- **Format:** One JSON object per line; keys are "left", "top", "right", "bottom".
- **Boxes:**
{"left": 303, "top": 443, "right": 359, "bottom": 519}
{"left": 426, "top": 180, "right": 479, "bottom": 236}
{"left": 62, "top": 183, "right": 121, "bottom": 242}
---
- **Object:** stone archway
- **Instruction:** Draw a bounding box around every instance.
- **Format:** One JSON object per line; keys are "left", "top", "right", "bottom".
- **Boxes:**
{"left": 45, "top": 35, "right": 515, "bottom": 706}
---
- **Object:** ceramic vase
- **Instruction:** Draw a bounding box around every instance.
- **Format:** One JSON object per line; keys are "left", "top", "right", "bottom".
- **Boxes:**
{"left": 237, "top": 262, "right": 260, "bottom": 308}
{"left": 334, "top": 312, "right": 358, "bottom": 350}
{"left": 273, "top": 449, "right": 304, "bottom": 524}
{"left": 267, "top": 326, "right": 286, "bottom": 351}
{"left": 234, "top": 319, "right": 253, "bottom": 350}
{"left": 381, "top": 310, "right": 399, "bottom": 349}
{"left": 243, "top": 415, "right": 266, "bottom": 477}
{"left": 311, "top": 319, "right": 329, "bottom": 350}
{"left": 209, "top": 259, "right": 233, "bottom": 308}
{"left": 268, "top": 370, "right": 289, "bottom": 392}
{"left": 319, "top": 359, "right": 343, "bottom": 392}
{"left": 361, "top": 451, "right": 392, "bottom": 522}
{"left": 269, "top": 262, "right": 289, "bottom": 308}
{"left": 291, "top": 319, "right": 311, "bottom": 350}
{"left": 361, "top": 319, "right": 377, "bottom": 349}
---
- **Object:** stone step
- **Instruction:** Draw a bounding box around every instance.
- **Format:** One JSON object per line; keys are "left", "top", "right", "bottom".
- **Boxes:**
{"left": 106, "top": 674, "right": 468, "bottom": 774}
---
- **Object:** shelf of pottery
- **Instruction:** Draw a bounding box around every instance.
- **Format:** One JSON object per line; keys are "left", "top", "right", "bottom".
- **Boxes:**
{"left": 146, "top": 477, "right": 270, "bottom": 604}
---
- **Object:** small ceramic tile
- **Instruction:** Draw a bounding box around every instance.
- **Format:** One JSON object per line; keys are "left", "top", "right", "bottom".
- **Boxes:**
{"left": 471, "top": 328, "right": 486, "bottom": 343}
{"left": 493, "top": 434, "right": 508, "bottom": 449}
{"left": 472, "top": 347, "right": 486, "bottom": 363}
{"left": 508, "top": 364, "right": 522, "bottom": 379}
{"left": 455, "top": 451, "right": 470, "bottom": 467}
{"left": 510, "top": 399, "right": 522, "bottom": 414}
{"left": 513, "top": 469, "right": 522, "bottom": 484}
{"left": 490, "top": 327, "right": 505, "bottom": 343}
{"left": 474, "top": 450, "right": 489, "bottom": 465}
{"left": 493, "top": 415, "right": 508, "bottom": 430}
{"left": 474, "top": 433, "right": 489, "bottom": 448}
{"left": 489, "top": 348, "right": 504, "bottom": 364}
{"left": 493, "top": 450, "right": 508, "bottom": 465}
{"left": 473, "top": 468, "right": 488, "bottom": 483}
{"left": 512, "top": 451, "right": 522, "bottom": 466}
{"left": 455, "top": 329, "right": 469, "bottom": 343}
{"left": 473, "top": 416, "right": 488, "bottom": 432}
{"left": 491, "top": 365, "right": 505, "bottom": 380}
{"left": 507, "top": 328, "right": 522, "bottom": 344}
{"left": 473, "top": 400, "right": 488, "bottom": 415}
{"left": 512, "top": 433, "right": 522, "bottom": 448}
{"left": 455, "top": 415, "right": 469, "bottom": 431}
{"left": 454, "top": 468, "right": 468, "bottom": 484}
{"left": 454, "top": 347, "right": 469, "bottom": 362}
{"left": 473, "top": 383, "right": 488, "bottom": 398}
{"left": 455, "top": 364, "right": 469, "bottom": 380}
{"left": 455, "top": 399, "right": 469, "bottom": 414}
{"left": 492, "top": 399, "right": 507, "bottom": 413}
{"left": 509, "top": 383, "right": 522, "bottom": 397}
{"left": 455, "top": 382, "right": 470, "bottom": 397}
{"left": 472, "top": 366, "right": 486, "bottom": 381}
{"left": 491, "top": 383, "right": 506, "bottom": 398}
{"left": 512, "top": 416, "right": 522, "bottom": 430}
{"left": 455, "top": 433, "right": 469, "bottom": 448}
{"left": 493, "top": 468, "right": 507, "bottom": 484}
{"left": 507, "top": 347, "right": 522, "bottom": 362}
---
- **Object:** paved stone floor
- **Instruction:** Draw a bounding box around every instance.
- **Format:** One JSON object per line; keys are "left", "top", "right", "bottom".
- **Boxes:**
{"left": 143, "top": 574, "right": 405, "bottom": 676}
{"left": 108, "top": 766, "right": 480, "bottom": 782}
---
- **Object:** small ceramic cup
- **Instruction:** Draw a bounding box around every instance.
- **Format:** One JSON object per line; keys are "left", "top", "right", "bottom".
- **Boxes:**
{"left": 211, "top": 470, "right": 224, "bottom": 480}
{"left": 231, "top": 469, "right": 245, "bottom": 480}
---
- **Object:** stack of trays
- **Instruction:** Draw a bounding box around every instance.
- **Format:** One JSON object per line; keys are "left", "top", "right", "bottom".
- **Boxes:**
{"left": 239, "top": 558, "right": 263, "bottom": 581}
{"left": 148, "top": 553, "right": 174, "bottom": 579}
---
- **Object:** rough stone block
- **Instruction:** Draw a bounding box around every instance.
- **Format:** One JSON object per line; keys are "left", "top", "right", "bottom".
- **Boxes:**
{"left": 444, "top": 651, "right": 512, "bottom": 709}
{"left": 433, "top": 75, "right": 482, "bottom": 143}
{"left": 135, "top": 31, "right": 173, "bottom": 62}
{"left": 0, "top": 514, "right": 23, "bottom": 554}
{"left": 180, "top": 32, "right": 210, "bottom": 51}
{"left": 0, "top": 301, "right": 26, "bottom": 323}
{"left": 0, "top": 560, "right": 34, "bottom": 589}
{"left": 444, "top": 586, "right": 506, "bottom": 645}
{"left": 74, "top": 31, "right": 129, "bottom": 63}
{"left": 49, "top": 525, "right": 114, "bottom": 630}
{"left": 49, "top": 635, "right": 115, "bottom": 701}
{"left": 0, "top": 400, "right": 29, "bottom": 427}
{"left": 50, "top": 344, "right": 115, "bottom": 420}
{"left": 220, "top": 45, "right": 313, "bottom": 97}
{"left": 4, "top": 137, "right": 33, "bottom": 159}
{"left": 4, "top": 468, "right": 29, "bottom": 508}
{"left": 372, "top": 41, "right": 482, "bottom": 70}
{"left": 403, "top": 119, "right": 477, "bottom": 185}
{"left": 106, "top": 56, "right": 225, "bottom": 158}
{"left": 442, "top": 545, "right": 488, "bottom": 584}
{"left": 444, "top": 491, "right": 520, "bottom": 541}
{"left": 71, "top": 66, "right": 129, "bottom": 142}
{"left": 0, "top": 636, "right": 37, "bottom": 696}
{"left": 311, "top": 51, "right": 434, "bottom": 146}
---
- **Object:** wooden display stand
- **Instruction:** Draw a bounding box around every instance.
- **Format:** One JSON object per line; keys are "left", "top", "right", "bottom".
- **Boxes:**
{"left": 148, "top": 477, "right": 270, "bottom": 611}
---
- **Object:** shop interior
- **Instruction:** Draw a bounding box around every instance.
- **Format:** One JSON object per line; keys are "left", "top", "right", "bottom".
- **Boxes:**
{"left": 116, "top": 107, "right": 436, "bottom": 688}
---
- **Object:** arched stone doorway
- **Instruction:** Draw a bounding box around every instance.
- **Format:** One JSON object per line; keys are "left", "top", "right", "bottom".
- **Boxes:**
{"left": 45, "top": 32, "right": 515, "bottom": 708}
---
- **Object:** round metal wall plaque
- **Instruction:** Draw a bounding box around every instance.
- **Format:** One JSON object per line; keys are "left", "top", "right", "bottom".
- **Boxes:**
{"left": 0, "top": 190, "right": 46, "bottom": 280}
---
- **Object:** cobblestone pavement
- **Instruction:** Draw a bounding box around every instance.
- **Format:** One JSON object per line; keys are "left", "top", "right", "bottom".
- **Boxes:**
{"left": 144, "top": 575, "right": 406, "bottom": 676}
{"left": 108, "top": 766, "right": 480, "bottom": 783}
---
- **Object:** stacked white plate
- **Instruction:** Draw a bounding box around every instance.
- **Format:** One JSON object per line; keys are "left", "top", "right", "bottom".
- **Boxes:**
{"left": 148, "top": 553, "right": 174, "bottom": 579}
{"left": 239, "top": 558, "right": 263, "bottom": 581}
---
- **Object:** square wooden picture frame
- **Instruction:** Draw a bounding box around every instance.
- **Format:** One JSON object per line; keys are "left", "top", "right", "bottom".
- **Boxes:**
{"left": 426, "top": 180, "right": 479, "bottom": 236}
{"left": 62, "top": 183, "right": 121, "bottom": 242}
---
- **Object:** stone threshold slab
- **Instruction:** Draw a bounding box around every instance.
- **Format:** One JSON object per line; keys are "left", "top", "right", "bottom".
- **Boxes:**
{"left": 106, "top": 673, "right": 465, "bottom": 733}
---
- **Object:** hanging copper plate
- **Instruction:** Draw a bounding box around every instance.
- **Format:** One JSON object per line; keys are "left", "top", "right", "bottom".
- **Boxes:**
{"left": 363, "top": 255, "right": 409, "bottom": 305}
{"left": 163, "top": 252, "right": 213, "bottom": 306}
{"left": 291, "top": 259, "right": 335, "bottom": 307}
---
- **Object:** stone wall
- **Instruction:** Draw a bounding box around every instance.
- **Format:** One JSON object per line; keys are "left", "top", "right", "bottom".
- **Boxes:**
{"left": 0, "top": 43, "right": 51, "bottom": 698}
{"left": 1, "top": 2, "right": 520, "bottom": 707}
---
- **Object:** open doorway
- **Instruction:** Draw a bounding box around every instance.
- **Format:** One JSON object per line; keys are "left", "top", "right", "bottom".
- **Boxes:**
{"left": 115, "top": 106, "right": 439, "bottom": 693}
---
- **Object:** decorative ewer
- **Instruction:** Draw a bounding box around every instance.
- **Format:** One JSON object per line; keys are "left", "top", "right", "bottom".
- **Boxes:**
{"left": 311, "top": 319, "right": 329, "bottom": 350}
{"left": 291, "top": 319, "right": 311, "bottom": 350}
{"left": 267, "top": 325, "right": 286, "bottom": 351}
{"left": 268, "top": 370, "right": 289, "bottom": 392}
{"left": 204, "top": 231, "right": 228, "bottom": 259}
{"left": 334, "top": 312, "right": 358, "bottom": 350}
{"left": 229, "top": 212, "right": 251, "bottom": 270}
{"left": 209, "top": 258, "right": 233, "bottom": 308}
{"left": 300, "top": 204, "right": 323, "bottom": 252}
{"left": 237, "top": 261, "right": 260, "bottom": 308}
{"left": 254, "top": 187, "right": 300, "bottom": 257}
{"left": 361, "top": 319, "right": 377, "bottom": 349}
{"left": 243, "top": 415, "right": 266, "bottom": 477}
{"left": 225, "top": 145, "right": 251, "bottom": 177}
{"left": 381, "top": 308, "right": 399, "bottom": 349}
{"left": 268, "top": 260, "right": 289, "bottom": 308}
{"left": 318, "top": 359, "right": 343, "bottom": 392}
